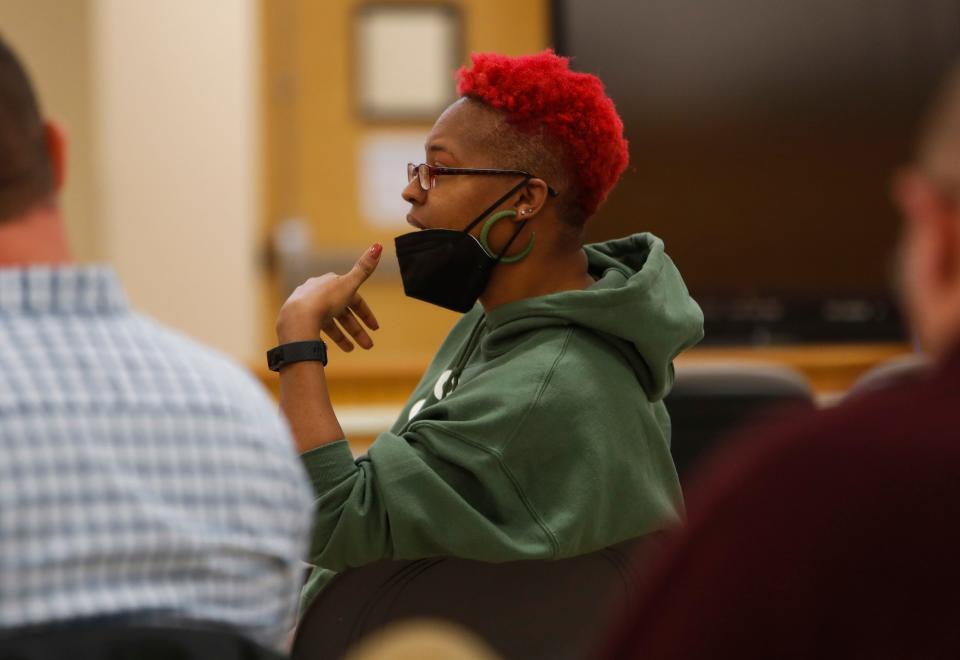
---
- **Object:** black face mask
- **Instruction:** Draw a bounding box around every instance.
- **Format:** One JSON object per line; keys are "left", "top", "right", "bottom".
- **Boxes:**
{"left": 395, "top": 180, "right": 534, "bottom": 313}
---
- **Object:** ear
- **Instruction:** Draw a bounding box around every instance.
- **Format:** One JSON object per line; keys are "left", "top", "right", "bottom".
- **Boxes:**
{"left": 893, "top": 167, "right": 957, "bottom": 290}
{"left": 43, "top": 120, "right": 67, "bottom": 193}
{"left": 928, "top": 202, "right": 960, "bottom": 289}
{"left": 893, "top": 167, "right": 938, "bottom": 226}
{"left": 513, "top": 178, "right": 550, "bottom": 220}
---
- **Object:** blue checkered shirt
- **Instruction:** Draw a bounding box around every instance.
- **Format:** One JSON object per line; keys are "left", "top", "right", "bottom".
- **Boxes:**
{"left": 0, "top": 265, "right": 314, "bottom": 650}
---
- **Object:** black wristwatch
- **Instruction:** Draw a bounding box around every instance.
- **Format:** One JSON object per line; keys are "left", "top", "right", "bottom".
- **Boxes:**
{"left": 266, "top": 340, "right": 328, "bottom": 372}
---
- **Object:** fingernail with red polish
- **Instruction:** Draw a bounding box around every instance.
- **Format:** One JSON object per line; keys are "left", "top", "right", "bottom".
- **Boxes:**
{"left": 369, "top": 243, "right": 383, "bottom": 258}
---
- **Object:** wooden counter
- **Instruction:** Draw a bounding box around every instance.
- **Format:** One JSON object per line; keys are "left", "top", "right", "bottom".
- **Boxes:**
{"left": 254, "top": 342, "right": 912, "bottom": 454}
{"left": 255, "top": 343, "right": 911, "bottom": 402}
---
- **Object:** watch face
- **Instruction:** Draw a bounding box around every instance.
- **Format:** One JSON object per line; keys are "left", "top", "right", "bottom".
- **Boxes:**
{"left": 267, "top": 346, "right": 284, "bottom": 372}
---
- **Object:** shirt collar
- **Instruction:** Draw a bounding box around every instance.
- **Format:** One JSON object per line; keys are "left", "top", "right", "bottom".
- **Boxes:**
{"left": 0, "top": 265, "right": 129, "bottom": 315}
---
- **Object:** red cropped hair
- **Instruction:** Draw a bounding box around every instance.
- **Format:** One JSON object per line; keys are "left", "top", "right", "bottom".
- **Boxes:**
{"left": 456, "top": 50, "right": 629, "bottom": 219}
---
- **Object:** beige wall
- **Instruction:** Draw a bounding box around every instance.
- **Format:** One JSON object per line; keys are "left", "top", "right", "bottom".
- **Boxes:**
{"left": 93, "top": 0, "right": 261, "bottom": 362}
{"left": 1, "top": 0, "right": 263, "bottom": 363}
{"left": 0, "top": 0, "right": 99, "bottom": 261}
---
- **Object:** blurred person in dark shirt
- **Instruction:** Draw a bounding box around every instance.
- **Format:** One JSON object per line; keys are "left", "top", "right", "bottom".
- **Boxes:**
{"left": 600, "top": 64, "right": 960, "bottom": 660}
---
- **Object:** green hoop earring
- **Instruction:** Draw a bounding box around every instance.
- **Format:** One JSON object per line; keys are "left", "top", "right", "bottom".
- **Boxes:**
{"left": 479, "top": 210, "right": 536, "bottom": 264}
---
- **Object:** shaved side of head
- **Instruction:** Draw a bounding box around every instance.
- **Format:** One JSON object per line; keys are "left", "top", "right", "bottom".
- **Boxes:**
{"left": 455, "top": 98, "right": 583, "bottom": 239}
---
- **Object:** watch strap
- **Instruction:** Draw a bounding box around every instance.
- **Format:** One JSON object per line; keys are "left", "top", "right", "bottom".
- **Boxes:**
{"left": 266, "top": 340, "right": 328, "bottom": 372}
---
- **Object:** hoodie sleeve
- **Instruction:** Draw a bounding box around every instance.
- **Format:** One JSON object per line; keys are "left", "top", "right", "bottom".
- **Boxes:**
{"left": 300, "top": 429, "right": 557, "bottom": 572}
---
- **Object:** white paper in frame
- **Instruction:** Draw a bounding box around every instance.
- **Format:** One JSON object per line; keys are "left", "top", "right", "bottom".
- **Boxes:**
{"left": 354, "top": 3, "right": 461, "bottom": 121}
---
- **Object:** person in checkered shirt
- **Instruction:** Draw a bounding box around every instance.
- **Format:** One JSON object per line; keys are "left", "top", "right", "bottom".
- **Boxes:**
{"left": 0, "top": 35, "right": 313, "bottom": 652}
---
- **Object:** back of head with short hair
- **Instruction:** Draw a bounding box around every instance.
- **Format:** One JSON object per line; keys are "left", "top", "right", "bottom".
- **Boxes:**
{"left": 0, "top": 35, "right": 53, "bottom": 222}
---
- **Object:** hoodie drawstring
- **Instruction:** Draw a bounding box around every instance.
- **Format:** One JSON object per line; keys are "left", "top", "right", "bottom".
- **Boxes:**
{"left": 441, "top": 315, "right": 486, "bottom": 399}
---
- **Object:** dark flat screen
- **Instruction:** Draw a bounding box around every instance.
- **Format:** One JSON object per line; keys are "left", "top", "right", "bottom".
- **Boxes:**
{"left": 554, "top": 0, "right": 960, "bottom": 342}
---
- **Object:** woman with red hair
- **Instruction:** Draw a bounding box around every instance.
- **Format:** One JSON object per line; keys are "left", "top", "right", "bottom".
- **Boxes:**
{"left": 271, "top": 50, "right": 704, "bottom": 610}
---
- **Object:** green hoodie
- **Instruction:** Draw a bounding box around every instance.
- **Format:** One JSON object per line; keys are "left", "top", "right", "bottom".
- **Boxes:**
{"left": 299, "top": 233, "right": 704, "bottom": 610}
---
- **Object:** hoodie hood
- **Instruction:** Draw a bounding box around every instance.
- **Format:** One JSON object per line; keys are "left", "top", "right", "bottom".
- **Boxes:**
{"left": 484, "top": 233, "right": 704, "bottom": 401}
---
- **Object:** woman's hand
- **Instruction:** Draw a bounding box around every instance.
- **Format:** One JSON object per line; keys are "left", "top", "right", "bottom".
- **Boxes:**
{"left": 276, "top": 243, "right": 382, "bottom": 351}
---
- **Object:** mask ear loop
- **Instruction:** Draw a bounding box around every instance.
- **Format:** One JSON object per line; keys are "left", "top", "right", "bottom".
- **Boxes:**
{"left": 479, "top": 210, "right": 536, "bottom": 263}
{"left": 462, "top": 178, "right": 531, "bottom": 235}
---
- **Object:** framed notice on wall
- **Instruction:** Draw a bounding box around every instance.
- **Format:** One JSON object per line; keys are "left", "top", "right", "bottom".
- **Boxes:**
{"left": 353, "top": 3, "right": 462, "bottom": 121}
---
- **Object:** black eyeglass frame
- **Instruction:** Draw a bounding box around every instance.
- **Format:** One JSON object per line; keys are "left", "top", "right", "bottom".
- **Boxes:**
{"left": 407, "top": 163, "right": 559, "bottom": 197}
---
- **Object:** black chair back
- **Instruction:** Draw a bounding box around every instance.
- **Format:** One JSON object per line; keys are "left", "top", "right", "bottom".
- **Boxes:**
{"left": 292, "top": 537, "right": 658, "bottom": 660}
{"left": 847, "top": 353, "right": 930, "bottom": 398}
{"left": 0, "top": 619, "right": 283, "bottom": 660}
{"left": 666, "top": 362, "right": 815, "bottom": 484}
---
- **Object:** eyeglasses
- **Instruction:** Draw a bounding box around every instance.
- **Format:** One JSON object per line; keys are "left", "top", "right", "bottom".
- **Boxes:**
{"left": 407, "top": 163, "right": 559, "bottom": 197}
